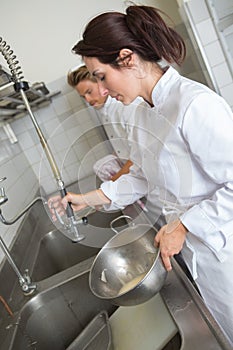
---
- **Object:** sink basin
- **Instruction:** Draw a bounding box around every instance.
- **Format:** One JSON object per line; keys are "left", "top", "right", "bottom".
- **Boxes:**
{"left": 32, "top": 210, "right": 127, "bottom": 281}
{"left": 31, "top": 230, "right": 100, "bottom": 281}
{"left": 3, "top": 260, "right": 181, "bottom": 350}
{"left": 7, "top": 269, "right": 117, "bottom": 350}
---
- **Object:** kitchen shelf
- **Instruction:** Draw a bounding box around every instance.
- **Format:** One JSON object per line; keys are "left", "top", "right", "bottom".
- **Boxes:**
{"left": 0, "top": 65, "right": 61, "bottom": 127}
{"left": 0, "top": 81, "right": 60, "bottom": 125}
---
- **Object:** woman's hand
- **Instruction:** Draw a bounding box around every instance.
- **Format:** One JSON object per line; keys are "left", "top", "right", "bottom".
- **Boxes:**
{"left": 48, "top": 192, "right": 87, "bottom": 221}
{"left": 154, "top": 220, "right": 188, "bottom": 271}
{"left": 47, "top": 194, "right": 65, "bottom": 221}
{"left": 48, "top": 189, "right": 111, "bottom": 221}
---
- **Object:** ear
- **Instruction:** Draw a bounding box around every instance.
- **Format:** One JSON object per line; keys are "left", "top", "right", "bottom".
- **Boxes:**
{"left": 118, "top": 48, "right": 134, "bottom": 66}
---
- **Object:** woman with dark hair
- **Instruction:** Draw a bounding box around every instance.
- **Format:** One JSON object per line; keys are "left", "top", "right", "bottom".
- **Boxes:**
{"left": 50, "top": 5, "right": 233, "bottom": 343}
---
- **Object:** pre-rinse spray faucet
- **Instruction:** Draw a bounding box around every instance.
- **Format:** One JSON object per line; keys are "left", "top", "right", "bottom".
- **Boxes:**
{"left": 0, "top": 36, "right": 84, "bottom": 242}
{"left": 0, "top": 177, "right": 88, "bottom": 295}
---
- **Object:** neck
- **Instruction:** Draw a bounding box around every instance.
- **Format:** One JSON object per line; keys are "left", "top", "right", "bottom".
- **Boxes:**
{"left": 141, "top": 64, "right": 164, "bottom": 106}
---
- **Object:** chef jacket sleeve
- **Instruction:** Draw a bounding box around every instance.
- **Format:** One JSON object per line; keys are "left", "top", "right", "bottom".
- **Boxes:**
{"left": 100, "top": 170, "right": 148, "bottom": 211}
{"left": 180, "top": 92, "right": 233, "bottom": 252}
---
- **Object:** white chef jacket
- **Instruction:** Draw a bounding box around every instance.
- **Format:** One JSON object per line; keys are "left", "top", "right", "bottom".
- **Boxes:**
{"left": 101, "top": 66, "right": 233, "bottom": 256}
{"left": 101, "top": 66, "right": 233, "bottom": 343}
{"left": 96, "top": 96, "right": 142, "bottom": 162}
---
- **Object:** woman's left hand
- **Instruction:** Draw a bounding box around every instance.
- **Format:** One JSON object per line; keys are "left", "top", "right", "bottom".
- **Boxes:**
{"left": 154, "top": 219, "right": 188, "bottom": 271}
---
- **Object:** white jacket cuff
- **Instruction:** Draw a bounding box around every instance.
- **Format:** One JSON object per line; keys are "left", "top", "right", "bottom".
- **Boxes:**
{"left": 100, "top": 175, "right": 147, "bottom": 211}
{"left": 180, "top": 205, "right": 226, "bottom": 252}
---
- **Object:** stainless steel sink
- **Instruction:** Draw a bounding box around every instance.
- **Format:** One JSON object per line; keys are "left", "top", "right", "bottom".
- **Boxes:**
{"left": 31, "top": 210, "right": 127, "bottom": 281}
{"left": 32, "top": 230, "right": 100, "bottom": 281}
{"left": 0, "top": 176, "right": 232, "bottom": 350}
{"left": 1, "top": 256, "right": 181, "bottom": 350}
{"left": 3, "top": 260, "right": 117, "bottom": 350}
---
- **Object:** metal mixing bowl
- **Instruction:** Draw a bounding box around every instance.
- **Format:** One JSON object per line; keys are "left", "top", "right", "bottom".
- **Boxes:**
{"left": 89, "top": 223, "right": 167, "bottom": 306}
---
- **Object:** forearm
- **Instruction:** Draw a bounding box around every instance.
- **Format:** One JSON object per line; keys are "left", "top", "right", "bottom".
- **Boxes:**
{"left": 61, "top": 189, "right": 111, "bottom": 212}
{"left": 81, "top": 189, "right": 111, "bottom": 207}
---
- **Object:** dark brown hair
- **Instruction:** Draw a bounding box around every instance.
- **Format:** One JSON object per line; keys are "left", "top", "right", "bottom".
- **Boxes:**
{"left": 67, "top": 65, "right": 96, "bottom": 87}
{"left": 72, "top": 5, "right": 186, "bottom": 66}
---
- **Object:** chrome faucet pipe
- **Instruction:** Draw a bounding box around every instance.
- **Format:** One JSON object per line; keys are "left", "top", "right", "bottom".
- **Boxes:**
{"left": 0, "top": 197, "right": 42, "bottom": 225}
{"left": 0, "top": 235, "right": 36, "bottom": 295}
{"left": 21, "top": 92, "right": 83, "bottom": 240}
{"left": 19, "top": 78, "right": 83, "bottom": 242}
{"left": 20, "top": 89, "right": 62, "bottom": 184}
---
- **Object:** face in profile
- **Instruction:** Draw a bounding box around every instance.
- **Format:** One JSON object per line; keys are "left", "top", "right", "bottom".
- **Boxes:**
{"left": 84, "top": 56, "right": 140, "bottom": 106}
{"left": 75, "top": 79, "right": 107, "bottom": 109}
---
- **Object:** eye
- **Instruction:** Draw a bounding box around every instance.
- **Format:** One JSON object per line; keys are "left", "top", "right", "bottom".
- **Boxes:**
{"left": 99, "top": 76, "right": 105, "bottom": 81}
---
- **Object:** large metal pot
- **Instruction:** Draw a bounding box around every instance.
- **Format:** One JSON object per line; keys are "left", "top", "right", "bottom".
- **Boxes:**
{"left": 89, "top": 216, "right": 167, "bottom": 306}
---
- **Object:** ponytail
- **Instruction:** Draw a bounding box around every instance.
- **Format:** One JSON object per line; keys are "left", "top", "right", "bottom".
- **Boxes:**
{"left": 125, "top": 6, "right": 186, "bottom": 65}
{"left": 73, "top": 5, "right": 186, "bottom": 66}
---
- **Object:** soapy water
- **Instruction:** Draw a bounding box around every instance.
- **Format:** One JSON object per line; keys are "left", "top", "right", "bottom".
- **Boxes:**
{"left": 118, "top": 272, "right": 147, "bottom": 295}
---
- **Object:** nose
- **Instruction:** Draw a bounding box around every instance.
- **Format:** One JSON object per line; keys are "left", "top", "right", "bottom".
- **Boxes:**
{"left": 98, "top": 82, "right": 109, "bottom": 97}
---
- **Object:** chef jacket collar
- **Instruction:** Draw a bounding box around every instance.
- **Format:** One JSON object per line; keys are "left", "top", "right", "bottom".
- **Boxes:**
{"left": 151, "top": 66, "right": 180, "bottom": 108}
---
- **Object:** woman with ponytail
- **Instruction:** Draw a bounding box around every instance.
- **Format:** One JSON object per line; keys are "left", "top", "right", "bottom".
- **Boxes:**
{"left": 51, "top": 5, "right": 233, "bottom": 344}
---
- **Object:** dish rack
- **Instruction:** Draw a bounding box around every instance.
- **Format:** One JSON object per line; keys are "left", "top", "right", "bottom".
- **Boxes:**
{"left": 0, "top": 64, "right": 60, "bottom": 141}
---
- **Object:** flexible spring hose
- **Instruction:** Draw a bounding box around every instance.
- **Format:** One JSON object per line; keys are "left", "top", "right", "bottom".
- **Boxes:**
{"left": 0, "top": 37, "right": 23, "bottom": 83}
{"left": 0, "top": 36, "right": 63, "bottom": 184}
{"left": 0, "top": 36, "right": 62, "bottom": 182}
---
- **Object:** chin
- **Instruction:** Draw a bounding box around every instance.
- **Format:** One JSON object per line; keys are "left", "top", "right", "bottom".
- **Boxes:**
{"left": 122, "top": 99, "right": 134, "bottom": 106}
{"left": 94, "top": 103, "right": 104, "bottom": 110}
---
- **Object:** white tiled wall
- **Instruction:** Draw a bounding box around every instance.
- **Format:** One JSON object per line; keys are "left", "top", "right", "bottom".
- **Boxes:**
{"left": 178, "top": 0, "right": 233, "bottom": 109}
{"left": 0, "top": 134, "right": 38, "bottom": 263}
{"left": 0, "top": 75, "right": 111, "bottom": 265}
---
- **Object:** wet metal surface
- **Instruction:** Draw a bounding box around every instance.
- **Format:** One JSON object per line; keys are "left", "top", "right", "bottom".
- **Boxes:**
{"left": 0, "top": 184, "right": 232, "bottom": 350}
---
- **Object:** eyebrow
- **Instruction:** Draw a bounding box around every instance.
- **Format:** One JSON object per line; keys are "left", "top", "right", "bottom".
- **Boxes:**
{"left": 92, "top": 70, "right": 100, "bottom": 77}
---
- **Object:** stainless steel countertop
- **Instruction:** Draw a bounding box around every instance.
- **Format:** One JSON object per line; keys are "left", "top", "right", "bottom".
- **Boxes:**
{"left": 0, "top": 181, "right": 232, "bottom": 349}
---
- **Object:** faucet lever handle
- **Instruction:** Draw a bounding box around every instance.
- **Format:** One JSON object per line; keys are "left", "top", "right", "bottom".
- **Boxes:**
{"left": 0, "top": 177, "right": 8, "bottom": 205}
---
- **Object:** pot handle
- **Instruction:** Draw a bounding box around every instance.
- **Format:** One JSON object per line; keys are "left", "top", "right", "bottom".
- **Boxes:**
{"left": 110, "top": 215, "right": 134, "bottom": 234}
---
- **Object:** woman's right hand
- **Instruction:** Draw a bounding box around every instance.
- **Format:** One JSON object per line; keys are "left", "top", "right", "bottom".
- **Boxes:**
{"left": 48, "top": 189, "right": 111, "bottom": 221}
{"left": 61, "top": 192, "right": 89, "bottom": 212}
{"left": 48, "top": 192, "right": 88, "bottom": 221}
